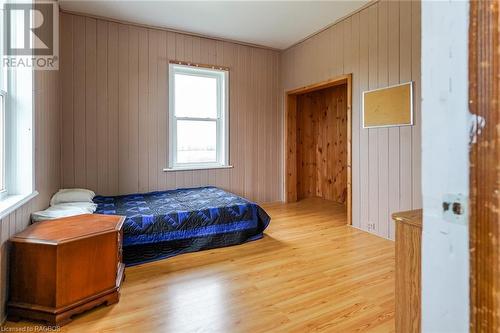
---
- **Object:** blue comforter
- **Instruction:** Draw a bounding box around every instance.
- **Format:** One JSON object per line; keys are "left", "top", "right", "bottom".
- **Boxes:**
{"left": 94, "top": 186, "right": 270, "bottom": 266}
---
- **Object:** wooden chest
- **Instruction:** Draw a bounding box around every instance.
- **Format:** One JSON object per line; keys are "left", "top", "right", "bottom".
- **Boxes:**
{"left": 393, "top": 209, "right": 423, "bottom": 333}
{"left": 8, "top": 214, "right": 125, "bottom": 326}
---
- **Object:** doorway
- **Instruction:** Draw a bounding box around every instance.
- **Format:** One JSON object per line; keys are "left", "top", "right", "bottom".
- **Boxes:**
{"left": 285, "top": 75, "right": 352, "bottom": 224}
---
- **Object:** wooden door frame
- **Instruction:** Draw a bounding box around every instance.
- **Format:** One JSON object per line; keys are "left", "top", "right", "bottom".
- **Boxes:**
{"left": 469, "top": 1, "right": 500, "bottom": 331}
{"left": 285, "top": 74, "right": 352, "bottom": 225}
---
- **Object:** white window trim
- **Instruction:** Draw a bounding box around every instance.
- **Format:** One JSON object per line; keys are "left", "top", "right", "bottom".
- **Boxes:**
{"left": 0, "top": 191, "right": 38, "bottom": 221}
{"left": 0, "top": 2, "right": 6, "bottom": 201}
{"left": 0, "top": 4, "right": 36, "bottom": 218}
{"left": 167, "top": 64, "right": 230, "bottom": 171}
{"left": 0, "top": 90, "right": 5, "bottom": 200}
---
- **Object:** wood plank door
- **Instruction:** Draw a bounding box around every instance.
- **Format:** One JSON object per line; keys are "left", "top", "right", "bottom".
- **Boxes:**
{"left": 469, "top": 1, "right": 500, "bottom": 331}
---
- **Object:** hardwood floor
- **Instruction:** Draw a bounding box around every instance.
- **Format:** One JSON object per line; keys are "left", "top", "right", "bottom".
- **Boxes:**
{"left": 4, "top": 198, "right": 395, "bottom": 332}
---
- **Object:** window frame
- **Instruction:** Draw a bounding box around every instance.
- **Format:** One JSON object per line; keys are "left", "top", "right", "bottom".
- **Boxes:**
{"left": 0, "top": 90, "right": 5, "bottom": 198}
{"left": 167, "top": 63, "right": 230, "bottom": 170}
{"left": 0, "top": 2, "right": 5, "bottom": 198}
{"left": 0, "top": 2, "right": 37, "bottom": 220}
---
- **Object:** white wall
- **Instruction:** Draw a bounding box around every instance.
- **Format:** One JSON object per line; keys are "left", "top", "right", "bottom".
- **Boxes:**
{"left": 421, "top": 1, "right": 469, "bottom": 332}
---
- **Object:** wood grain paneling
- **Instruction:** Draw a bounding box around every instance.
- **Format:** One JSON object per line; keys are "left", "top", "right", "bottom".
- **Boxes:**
{"left": 285, "top": 95, "right": 297, "bottom": 202}
{"left": 60, "top": 12, "right": 281, "bottom": 203}
{"left": 296, "top": 85, "right": 347, "bottom": 204}
{"left": 469, "top": 0, "right": 500, "bottom": 331}
{"left": 280, "top": 0, "right": 421, "bottom": 239}
{"left": 387, "top": 0, "right": 401, "bottom": 240}
{"left": 394, "top": 209, "right": 422, "bottom": 333}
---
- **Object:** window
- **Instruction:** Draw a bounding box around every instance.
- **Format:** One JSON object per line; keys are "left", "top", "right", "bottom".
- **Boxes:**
{"left": 0, "top": 3, "right": 35, "bottom": 217}
{"left": 0, "top": 91, "right": 5, "bottom": 194}
{"left": 167, "top": 64, "right": 229, "bottom": 170}
{"left": 0, "top": 3, "right": 6, "bottom": 196}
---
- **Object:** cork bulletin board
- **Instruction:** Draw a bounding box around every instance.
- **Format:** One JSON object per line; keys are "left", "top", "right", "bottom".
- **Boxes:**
{"left": 362, "top": 82, "right": 413, "bottom": 128}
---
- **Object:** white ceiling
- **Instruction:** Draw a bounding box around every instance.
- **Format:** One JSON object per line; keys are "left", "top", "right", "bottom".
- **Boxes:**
{"left": 58, "top": 1, "right": 369, "bottom": 50}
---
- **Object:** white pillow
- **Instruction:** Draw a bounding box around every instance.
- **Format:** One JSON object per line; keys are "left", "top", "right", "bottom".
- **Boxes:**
{"left": 50, "top": 189, "right": 95, "bottom": 206}
{"left": 31, "top": 202, "right": 97, "bottom": 222}
{"left": 31, "top": 205, "right": 89, "bottom": 222}
{"left": 55, "top": 202, "right": 97, "bottom": 212}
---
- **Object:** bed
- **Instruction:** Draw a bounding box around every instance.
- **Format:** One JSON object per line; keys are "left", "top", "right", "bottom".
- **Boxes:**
{"left": 93, "top": 186, "right": 271, "bottom": 266}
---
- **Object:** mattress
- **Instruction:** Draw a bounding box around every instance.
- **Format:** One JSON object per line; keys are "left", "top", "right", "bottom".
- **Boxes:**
{"left": 93, "top": 186, "right": 270, "bottom": 266}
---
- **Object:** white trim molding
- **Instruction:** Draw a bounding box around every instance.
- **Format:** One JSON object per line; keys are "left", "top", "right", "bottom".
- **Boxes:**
{"left": 168, "top": 63, "right": 230, "bottom": 171}
{"left": 0, "top": 190, "right": 38, "bottom": 221}
{"left": 163, "top": 165, "right": 233, "bottom": 172}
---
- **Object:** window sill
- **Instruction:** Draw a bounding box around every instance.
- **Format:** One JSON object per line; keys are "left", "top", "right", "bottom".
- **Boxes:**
{"left": 0, "top": 191, "right": 39, "bottom": 221}
{"left": 163, "top": 165, "right": 233, "bottom": 172}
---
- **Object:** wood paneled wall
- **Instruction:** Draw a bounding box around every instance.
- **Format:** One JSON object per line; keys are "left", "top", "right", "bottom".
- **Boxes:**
{"left": 0, "top": 70, "right": 61, "bottom": 321}
{"left": 281, "top": 0, "right": 421, "bottom": 239}
{"left": 296, "top": 85, "right": 347, "bottom": 204}
{"left": 59, "top": 12, "right": 281, "bottom": 203}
